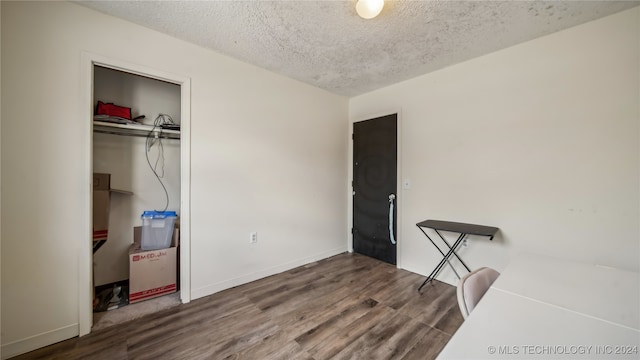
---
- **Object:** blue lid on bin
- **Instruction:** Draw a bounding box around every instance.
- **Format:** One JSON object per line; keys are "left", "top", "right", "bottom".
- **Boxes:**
{"left": 142, "top": 210, "right": 178, "bottom": 219}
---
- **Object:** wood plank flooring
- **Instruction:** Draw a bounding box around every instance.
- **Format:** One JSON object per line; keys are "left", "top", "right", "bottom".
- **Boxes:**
{"left": 12, "top": 253, "right": 463, "bottom": 360}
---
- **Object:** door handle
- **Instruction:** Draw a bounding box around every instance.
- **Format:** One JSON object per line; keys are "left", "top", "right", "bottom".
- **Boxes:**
{"left": 388, "top": 194, "right": 396, "bottom": 245}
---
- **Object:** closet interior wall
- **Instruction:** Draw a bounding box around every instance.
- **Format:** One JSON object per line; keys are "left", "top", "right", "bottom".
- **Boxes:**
{"left": 93, "top": 66, "right": 181, "bottom": 286}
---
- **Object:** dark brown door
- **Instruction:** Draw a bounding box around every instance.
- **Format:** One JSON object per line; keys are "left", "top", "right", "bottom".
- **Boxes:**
{"left": 353, "top": 114, "right": 397, "bottom": 265}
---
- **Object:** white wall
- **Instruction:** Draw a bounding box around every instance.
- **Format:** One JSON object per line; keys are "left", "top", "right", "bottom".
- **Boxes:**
{"left": 350, "top": 7, "right": 640, "bottom": 286}
{"left": 93, "top": 66, "right": 182, "bottom": 286}
{"left": 0, "top": 1, "right": 347, "bottom": 357}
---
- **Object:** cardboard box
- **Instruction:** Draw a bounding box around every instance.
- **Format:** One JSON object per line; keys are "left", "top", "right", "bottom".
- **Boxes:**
{"left": 129, "top": 226, "right": 179, "bottom": 303}
{"left": 93, "top": 173, "right": 111, "bottom": 241}
{"left": 92, "top": 173, "right": 132, "bottom": 242}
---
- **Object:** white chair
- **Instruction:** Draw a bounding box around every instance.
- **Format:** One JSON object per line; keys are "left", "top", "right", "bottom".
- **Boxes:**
{"left": 457, "top": 267, "right": 500, "bottom": 319}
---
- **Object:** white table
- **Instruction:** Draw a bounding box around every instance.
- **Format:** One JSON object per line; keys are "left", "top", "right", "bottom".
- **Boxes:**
{"left": 438, "top": 253, "right": 640, "bottom": 359}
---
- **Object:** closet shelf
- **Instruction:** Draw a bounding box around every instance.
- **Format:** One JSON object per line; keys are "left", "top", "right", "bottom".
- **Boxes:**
{"left": 93, "top": 121, "right": 180, "bottom": 140}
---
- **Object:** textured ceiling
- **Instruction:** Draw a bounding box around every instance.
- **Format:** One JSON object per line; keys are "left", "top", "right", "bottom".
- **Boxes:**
{"left": 78, "top": 1, "right": 639, "bottom": 97}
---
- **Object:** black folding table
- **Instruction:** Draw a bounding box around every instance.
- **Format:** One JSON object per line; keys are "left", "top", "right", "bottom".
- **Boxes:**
{"left": 416, "top": 220, "right": 498, "bottom": 292}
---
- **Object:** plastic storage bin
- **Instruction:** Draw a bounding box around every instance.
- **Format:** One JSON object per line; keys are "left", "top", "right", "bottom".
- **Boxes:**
{"left": 141, "top": 210, "right": 177, "bottom": 250}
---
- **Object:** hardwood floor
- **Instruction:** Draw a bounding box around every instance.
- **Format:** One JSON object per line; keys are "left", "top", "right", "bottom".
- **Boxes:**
{"left": 12, "top": 253, "right": 463, "bottom": 360}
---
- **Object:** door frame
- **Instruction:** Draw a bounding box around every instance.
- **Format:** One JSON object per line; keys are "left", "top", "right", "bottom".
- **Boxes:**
{"left": 79, "top": 52, "right": 192, "bottom": 336}
{"left": 348, "top": 109, "right": 403, "bottom": 268}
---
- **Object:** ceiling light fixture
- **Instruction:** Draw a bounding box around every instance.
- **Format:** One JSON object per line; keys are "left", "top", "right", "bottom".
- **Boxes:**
{"left": 356, "top": 0, "right": 384, "bottom": 20}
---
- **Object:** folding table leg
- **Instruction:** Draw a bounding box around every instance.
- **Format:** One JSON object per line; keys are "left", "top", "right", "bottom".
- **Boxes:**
{"left": 417, "top": 226, "right": 461, "bottom": 278}
{"left": 435, "top": 230, "right": 471, "bottom": 273}
{"left": 418, "top": 234, "right": 466, "bottom": 292}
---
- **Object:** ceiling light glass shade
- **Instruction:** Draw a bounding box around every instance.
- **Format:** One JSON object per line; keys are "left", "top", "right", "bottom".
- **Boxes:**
{"left": 356, "top": 0, "right": 384, "bottom": 19}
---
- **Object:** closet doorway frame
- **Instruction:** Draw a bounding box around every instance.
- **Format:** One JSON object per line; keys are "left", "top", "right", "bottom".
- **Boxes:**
{"left": 79, "top": 53, "right": 192, "bottom": 336}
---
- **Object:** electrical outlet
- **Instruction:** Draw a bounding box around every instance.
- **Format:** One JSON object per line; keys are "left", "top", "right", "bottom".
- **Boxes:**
{"left": 250, "top": 232, "right": 258, "bottom": 244}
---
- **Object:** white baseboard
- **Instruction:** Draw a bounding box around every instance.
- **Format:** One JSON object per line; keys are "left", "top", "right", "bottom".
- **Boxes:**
{"left": 191, "top": 246, "right": 347, "bottom": 300}
{"left": 1, "top": 323, "right": 78, "bottom": 359}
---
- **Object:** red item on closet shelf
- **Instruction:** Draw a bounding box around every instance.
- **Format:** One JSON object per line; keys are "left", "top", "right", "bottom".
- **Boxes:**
{"left": 96, "top": 101, "right": 132, "bottom": 120}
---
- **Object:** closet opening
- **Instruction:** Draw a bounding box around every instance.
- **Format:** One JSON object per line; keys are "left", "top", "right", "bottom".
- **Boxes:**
{"left": 81, "top": 55, "right": 191, "bottom": 335}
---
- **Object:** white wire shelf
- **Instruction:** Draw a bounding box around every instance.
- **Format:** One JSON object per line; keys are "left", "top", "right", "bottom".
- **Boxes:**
{"left": 93, "top": 121, "right": 180, "bottom": 140}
